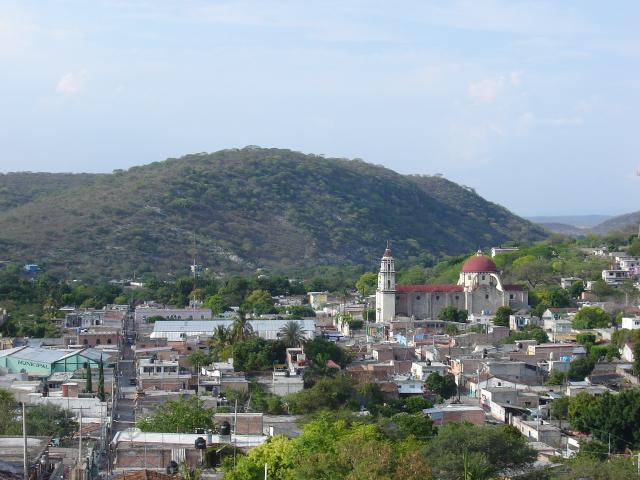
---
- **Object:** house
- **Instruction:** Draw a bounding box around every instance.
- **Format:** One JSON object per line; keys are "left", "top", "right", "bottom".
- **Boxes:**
{"left": 423, "top": 404, "right": 485, "bottom": 425}
{"left": 307, "top": 292, "right": 329, "bottom": 309}
{"left": 410, "top": 361, "right": 448, "bottom": 380}
{"left": 542, "top": 308, "right": 577, "bottom": 322}
{"left": 602, "top": 269, "right": 630, "bottom": 285}
{"left": 199, "top": 364, "right": 249, "bottom": 396}
{"left": 621, "top": 343, "right": 635, "bottom": 362}
{"left": 69, "top": 328, "right": 120, "bottom": 348}
{"left": 480, "top": 387, "right": 540, "bottom": 410}
{"left": 560, "top": 277, "right": 582, "bottom": 289}
{"left": 619, "top": 258, "right": 640, "bottom": 272}
{"left": 621, "top": 316, "right": 640, "bottom": 330}
{"left": 0, "top": 436, "right": 56, "bottom": 480}
{"left": 137, "top": 358, "right": 193, "bottom": 392}
{"left": 110, "top": 430, "right": 268, "bottom": 472}
{"left": 490, "top": 247, "right": 519, "bottom": 257}
{"left": 509, "top": 314, "right": 541, "bottom": 331}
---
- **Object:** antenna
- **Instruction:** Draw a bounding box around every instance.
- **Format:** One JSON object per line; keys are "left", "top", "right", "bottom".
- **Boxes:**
{"left": 191, "top": 232, "right": 197, "bottom": 310}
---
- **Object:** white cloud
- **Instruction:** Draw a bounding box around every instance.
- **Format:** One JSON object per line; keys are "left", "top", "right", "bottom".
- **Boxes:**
{"left": 56, "top": 69, "right": 88, "bottom": 95}
{"left": 517, "top": 112, "right": 583, "bottom": 128}
{"left": 509, "top": 70, "right": 523, "bottom": 86}
{"left": 468, "top": 77, "right": 504, "bottom": 103}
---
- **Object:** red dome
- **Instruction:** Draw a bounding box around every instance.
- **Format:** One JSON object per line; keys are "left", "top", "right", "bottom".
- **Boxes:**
{"left": 461, "top": 253, "right": 498, "bottom": 273}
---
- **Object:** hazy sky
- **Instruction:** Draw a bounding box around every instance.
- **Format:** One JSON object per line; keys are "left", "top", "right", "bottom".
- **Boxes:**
{"left": 0, "top": 1, "right": 638, "bottom": 216}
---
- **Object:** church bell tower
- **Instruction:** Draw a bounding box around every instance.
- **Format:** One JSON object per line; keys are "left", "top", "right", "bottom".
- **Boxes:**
{"left": 376, "top": 242, "right": 396, "bottom": 323}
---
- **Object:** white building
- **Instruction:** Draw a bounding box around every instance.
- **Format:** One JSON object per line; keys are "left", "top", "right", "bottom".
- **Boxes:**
{"left": 134, "top": 307, "right": 212, "bottom": 323}
{"left": 490, "top": 247, "right": 519, "bottom": 257}
{"left": 621, "top": 316, "right": 640, "bottom": 330}
{"left": 150, "top": 319, "right": 316, "bottom": 341}
{"left": 411, "top": 361, "right": 448, "bottom": 380}
{"left": 375, "top": 244, "right": 396, "bottom": 322}
{"left": 602, "top": 269, "right": 631, "bottom": 285}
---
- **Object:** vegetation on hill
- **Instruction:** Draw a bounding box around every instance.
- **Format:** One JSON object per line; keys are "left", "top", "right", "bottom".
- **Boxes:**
{"left": 0, "top": 172, "right": 98, "bottom": 213}
{"left": 0, "top": 147, "right": 545, "bottom": 278}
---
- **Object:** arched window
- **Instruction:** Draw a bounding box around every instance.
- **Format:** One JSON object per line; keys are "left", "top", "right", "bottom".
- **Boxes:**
{"left": 107, "top": 338, "right": 112, "bottom": 344}
{"left": 96, "top": 338, "right": 101, "bottom": 345}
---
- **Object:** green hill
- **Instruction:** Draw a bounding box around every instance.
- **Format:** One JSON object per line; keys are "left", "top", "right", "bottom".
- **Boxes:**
{"left": 0, "top": 172, "right": 99, "bottom": 213}
{"left": 0, "top": 148, "right": 546, "bottom": 278}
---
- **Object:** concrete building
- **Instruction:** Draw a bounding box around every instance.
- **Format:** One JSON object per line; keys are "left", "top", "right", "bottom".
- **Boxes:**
{"left": 621, "top": 316, "right": 640, "bottom": 330}
{"left": 410, "top": 361, "right": 448, "bottom": 380}
{"left": 110, "top": 430, "right": 268, "bottom": 472}
{"left": 602, "top": 269, "right": 631, "bottom": 285}
{"left": 0, "top": 347, "right": 107, "bottom": 375}
{"left": 150, "top": 319, "right": 316, "bottom": 341}
{"left": 490, "top": 247, "right": 519, "bottom": 257}
{"left": 423, "top": 404, "right": 485, "bottom": 425}
{"left": 134, "top": 307, "right": 212, "bottom": 323}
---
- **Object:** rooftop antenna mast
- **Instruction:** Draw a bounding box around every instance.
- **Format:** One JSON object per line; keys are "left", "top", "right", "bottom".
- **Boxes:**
{"left": 192, "top": 232, "right": 197, "bottom": 310}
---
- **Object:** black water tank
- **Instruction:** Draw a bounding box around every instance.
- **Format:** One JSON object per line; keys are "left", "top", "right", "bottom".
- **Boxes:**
{"left": 195, "top": 437, "right": 207, "bottom": 450}
{"left": 166, "top": 461, "right": 178, "bottom": 474}
{"left": 219, "top": 421, "right": 231, "bottom": 436}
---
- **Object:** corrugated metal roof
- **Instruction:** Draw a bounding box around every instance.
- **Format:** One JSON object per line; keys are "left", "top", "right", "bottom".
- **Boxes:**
{"left": 10, "top": 347, "right": 70, "bottom": 364}
{"left": 152, "top": 319, "right": 315, "bottom": 332}
{"left": 0, "top": 346, "right": 26, "bottom": 358}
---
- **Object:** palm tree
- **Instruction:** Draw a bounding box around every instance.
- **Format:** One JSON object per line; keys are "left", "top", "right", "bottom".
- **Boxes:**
{"left": 279, "top": 320, "right": 304, "bottom": 348}
{"left": 209, "top": 325, "right": 230, "bottom": 349}
{"left": 231, "top": 310, "right": 253, "bottom": 343}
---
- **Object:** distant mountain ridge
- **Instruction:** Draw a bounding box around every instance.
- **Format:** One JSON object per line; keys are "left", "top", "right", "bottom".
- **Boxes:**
{"left": 526, "top": 214, "right": 613, "bottom": 229}
{"left": 0, "top": 148, "right": 546, "bottom": 278}
{"left": 529, "top": 212, "right": 639, "bottom": 236}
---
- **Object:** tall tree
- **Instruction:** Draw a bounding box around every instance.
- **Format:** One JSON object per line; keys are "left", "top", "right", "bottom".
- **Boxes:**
{"left": 231, "top": 310, "right": 254, "bottom": 343}
{"left": 84, "top": 362, "right": 92, "bottom": 393}
{"left": 279, "top": 320, "right": 305, "bottom": 348}
{"left": 97, "top": 360, "right": 105, "bottom": 402}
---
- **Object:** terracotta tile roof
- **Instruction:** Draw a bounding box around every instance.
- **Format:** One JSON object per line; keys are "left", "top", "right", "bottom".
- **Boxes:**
{"left": 396, "top": 284, "right": 464, "bottom": 293}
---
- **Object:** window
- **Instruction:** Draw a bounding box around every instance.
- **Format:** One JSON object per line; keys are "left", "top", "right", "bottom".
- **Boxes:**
{"left": 509, "top": 294, "right": 514, "bottom": 300}
{"left": 485, "top": 294, "right": 489, "bottom": 299}
{"left": 107, "top": 338, "right": 112, "bottom": 344}
{"left": 83, "top": 339, "right": 88, "bottom": 345}
{"left": 416, "top": 296, "right": 421, "bottom": 300}
{"left": 455, "top": 296, "right": 459, "bottom": 300}
{"left": 96, "top": 338, "right": 101, "bottom": 345}
{"left": 436, "top": 296, "right": 440, "bottom": 301}
{"left": 481, "top": 275, "right": 485, "bottom": 280}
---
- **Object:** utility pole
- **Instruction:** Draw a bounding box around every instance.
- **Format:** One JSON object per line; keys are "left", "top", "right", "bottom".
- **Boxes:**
{"left": 78, "top": 407, "right": 83, "bottom": 468}
{"left": 233, "top": 399, "right": 238, "bottom": 467}
{"left": 22, "top": 402, "right": 27, "bottom": 480}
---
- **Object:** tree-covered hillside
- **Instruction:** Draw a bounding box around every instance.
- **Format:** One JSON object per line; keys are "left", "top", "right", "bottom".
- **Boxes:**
{"left": 0, "top": 172, "right": 99, "bottom": 213}
{"left": 0, "top": 148, "right": 546, "bottom": 278}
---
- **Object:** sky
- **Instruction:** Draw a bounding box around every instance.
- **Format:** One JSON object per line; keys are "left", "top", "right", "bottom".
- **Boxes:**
{"left": 0, "top": 1, "right": 638, "bottom": 217}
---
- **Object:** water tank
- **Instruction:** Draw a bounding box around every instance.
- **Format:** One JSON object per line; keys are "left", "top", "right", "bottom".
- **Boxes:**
{"left": 194, "top": 437, "right": 206, "bottom": 450}
{"left": 219, "top": 421, "right": 231, "bottom": 436}
{"left": 166, "top": 461, "right": 179, "bottom": 475}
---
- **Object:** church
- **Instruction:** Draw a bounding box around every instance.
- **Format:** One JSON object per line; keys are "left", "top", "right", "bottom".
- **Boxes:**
{"left": 375, "top": 245, "right": 528, "bottom": 322}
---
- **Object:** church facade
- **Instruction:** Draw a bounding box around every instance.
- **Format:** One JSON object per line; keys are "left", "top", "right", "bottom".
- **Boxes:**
{"left": 375, "top": 246, "right": 528, "bottom": 322}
